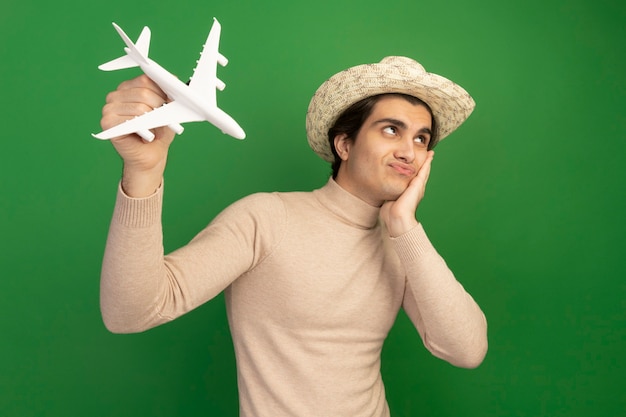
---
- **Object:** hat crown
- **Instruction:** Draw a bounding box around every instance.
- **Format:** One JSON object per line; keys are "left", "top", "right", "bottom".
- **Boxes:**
{"left": 380, "top": 56, "right": 425, "bottom": 73}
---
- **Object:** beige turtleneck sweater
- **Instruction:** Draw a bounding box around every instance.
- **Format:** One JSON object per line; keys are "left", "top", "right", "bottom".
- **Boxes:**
{"left": 101, "top": 178, "right": 487, "bottom": 417}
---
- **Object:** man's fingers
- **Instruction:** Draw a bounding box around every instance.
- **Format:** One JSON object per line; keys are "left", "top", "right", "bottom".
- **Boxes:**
{"left": 416, "top": 151, "right": 434, "bottom": 183}
{"left": 405, "top": 151, "right": 434, "bottom": 197}
{"left": 117, "top": 74, "right": 167, "bottom": 98}
{"left": 105, "top": 87, "right": 167, "bottom": 110}
{"left": 100, "top": 75, "right": 169, "bottom": 132}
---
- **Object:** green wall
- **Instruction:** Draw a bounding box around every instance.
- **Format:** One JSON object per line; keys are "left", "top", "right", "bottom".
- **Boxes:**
{"left": 2, "top": 0, "right": 625, "bottom": 416}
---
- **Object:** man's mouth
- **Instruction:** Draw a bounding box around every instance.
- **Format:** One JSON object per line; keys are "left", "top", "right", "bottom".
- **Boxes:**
{"left": 389, "top": 163, "right": 416, "bottom": 176}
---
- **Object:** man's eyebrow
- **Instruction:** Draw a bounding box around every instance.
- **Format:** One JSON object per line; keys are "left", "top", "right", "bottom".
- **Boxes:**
{"left": 374, "top": 118, "right": 408, "bottom": 129}
{"left": 418, "top": 126, "right": 433, "bottom": 136}
{"left": 374, "top": 118, "right": 432, "bottom": 136}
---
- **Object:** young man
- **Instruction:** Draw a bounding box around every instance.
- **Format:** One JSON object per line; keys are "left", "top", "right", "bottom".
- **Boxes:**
{"left": 99, "top": 56, "right": 487, "bottom": 417}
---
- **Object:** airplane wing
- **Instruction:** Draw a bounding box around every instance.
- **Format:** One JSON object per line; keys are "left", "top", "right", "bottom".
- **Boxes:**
{"left": 188, "top": 18, "right": 225, "bottom": 106}
{"left": 93, "top": 101, "right": 203, "bottom": 140}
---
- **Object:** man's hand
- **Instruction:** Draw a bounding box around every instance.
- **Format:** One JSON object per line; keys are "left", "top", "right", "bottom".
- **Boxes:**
{"left": 380, "top": 150, "right": 434, "bottom": 237}
{"left": 99, "top": 75, "right": 176, "bottom": 197}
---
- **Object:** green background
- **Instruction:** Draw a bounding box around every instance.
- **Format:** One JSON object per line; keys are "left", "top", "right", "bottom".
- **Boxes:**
{"left": 2, "top": 0, "right": 624, "bottom": 416}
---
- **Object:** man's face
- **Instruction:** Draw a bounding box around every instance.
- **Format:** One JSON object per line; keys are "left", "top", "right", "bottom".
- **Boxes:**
{"left": 334, "top": 96, "right": 433, "bottom": 206}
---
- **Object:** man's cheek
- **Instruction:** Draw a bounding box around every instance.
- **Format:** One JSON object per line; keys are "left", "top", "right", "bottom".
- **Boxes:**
{"left": 415, "top": 153, "right": 428, "bottom": 172}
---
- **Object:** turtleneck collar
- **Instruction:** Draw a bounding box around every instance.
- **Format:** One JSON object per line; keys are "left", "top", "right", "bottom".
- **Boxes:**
{"left": 313, "top": 178, "right": 381, "bottom": 230}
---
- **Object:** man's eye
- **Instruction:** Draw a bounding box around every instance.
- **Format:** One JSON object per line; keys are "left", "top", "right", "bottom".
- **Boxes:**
{"left": 383, "top": 126, "right": 397, "bottom": 135}
{"left": 414, "top": 136, "right": 428, "bottom": 145}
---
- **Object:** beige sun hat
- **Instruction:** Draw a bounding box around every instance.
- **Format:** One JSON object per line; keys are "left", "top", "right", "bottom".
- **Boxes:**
{"left": 306, "top": 56, "right": 476, "bottom": 162}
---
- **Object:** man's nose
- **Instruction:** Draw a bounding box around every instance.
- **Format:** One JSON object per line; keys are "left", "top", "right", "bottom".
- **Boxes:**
{"left": 394, "top": 136, "right": 416, "bottom": 163}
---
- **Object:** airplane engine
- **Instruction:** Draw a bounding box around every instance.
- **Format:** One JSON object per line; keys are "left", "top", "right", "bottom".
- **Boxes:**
{"left": 216, "top": 78, "right": 226, "bottom": 91}
{"left": 168, "top": 123, "right": 185, "bottom": 135}
{"left": 217, "top": 53, "right": 228, "bottom": 67}
{"left": 137, "top": 129, "right": 155, "bottom": 142}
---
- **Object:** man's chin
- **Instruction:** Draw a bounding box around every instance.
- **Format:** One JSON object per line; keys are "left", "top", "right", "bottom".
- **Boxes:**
{"left": 381, "top": 183, "right": 409, "bottom": 202}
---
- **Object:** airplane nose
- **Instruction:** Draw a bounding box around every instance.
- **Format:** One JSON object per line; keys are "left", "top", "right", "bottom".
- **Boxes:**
{"left": 234, "top": 128, "right": 246, "bottom": 139}
{"left": 226, "top": 122, "right": 245, "bottom": 139}
{"left": 223, "top": 121, "right": 245, "bottom": 139}
{"left": 212, "top": 109, "right": 246, "bottom": 139}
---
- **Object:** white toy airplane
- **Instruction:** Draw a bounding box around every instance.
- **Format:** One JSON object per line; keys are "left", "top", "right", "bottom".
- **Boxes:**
{"left": 93, "top": 18, "right": 245, "bottom": 142}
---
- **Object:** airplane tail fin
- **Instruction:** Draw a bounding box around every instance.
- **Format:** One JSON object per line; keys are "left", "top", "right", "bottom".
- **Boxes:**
{"left": 98, "top": 23, "right": 151, "bottom": 71}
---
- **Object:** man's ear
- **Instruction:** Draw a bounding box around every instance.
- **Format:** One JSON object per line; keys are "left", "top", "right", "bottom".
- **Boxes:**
{"left": 334, "top": 134, "right": 351, "bottom": 161}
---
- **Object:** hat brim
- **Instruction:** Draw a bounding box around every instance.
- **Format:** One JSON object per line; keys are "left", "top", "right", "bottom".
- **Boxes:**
{"left": 306, "top": 56, "right": 475, "bottom": 162}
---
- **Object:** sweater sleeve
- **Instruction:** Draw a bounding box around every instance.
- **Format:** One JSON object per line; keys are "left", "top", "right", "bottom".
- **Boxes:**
{"left": 392, "top": 223, "right": 488, "bottom": 368}
{"left": 100, "top": 183, "right": 285, "bottom": 334}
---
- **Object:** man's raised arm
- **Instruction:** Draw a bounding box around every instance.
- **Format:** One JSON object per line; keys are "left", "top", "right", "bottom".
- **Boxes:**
{"left": 99, "top": 74, "right": 175, "bottom": 197}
